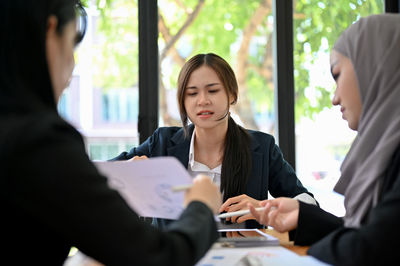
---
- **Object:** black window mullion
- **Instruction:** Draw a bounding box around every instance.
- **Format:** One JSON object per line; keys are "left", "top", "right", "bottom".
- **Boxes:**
{"left": 272, "top": 0, "right": 295, "bottom": 170}
{"left": 138, "top": 0, "right": 159, "bottom": 144}
{"left": 385, "top": 0, "right": 400, "bottom": 12}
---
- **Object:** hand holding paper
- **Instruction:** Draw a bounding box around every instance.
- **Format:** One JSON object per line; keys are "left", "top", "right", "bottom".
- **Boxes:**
{"left": 184, "top": 175, "right": 221, "bottom": 214}
{"left": 94, "top": 157, "right": 221, "bottom": 219}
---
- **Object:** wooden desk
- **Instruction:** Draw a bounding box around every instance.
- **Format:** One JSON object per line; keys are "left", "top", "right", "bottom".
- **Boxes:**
{"left": 263, "top": 229, "right": 309, "bottom": 256}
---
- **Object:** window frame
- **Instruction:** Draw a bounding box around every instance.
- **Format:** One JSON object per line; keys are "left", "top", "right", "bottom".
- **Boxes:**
{"left": 138, "top": 0, "right": 398, "bottom": 168}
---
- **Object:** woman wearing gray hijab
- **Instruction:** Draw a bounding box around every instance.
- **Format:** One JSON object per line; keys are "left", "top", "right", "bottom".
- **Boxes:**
{"left": 248, "top": 14, "right": 400, "bottom": 265}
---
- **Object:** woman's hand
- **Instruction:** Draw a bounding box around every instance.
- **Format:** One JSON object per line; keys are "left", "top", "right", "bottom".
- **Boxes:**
{"left": 127, "top": 155, "right": 148, "bottom": 162}
{"left": 184, "top": 175, "right": 222, "bottom": 214}
{"left": 248, "top": 197, "right": 299, "bottom": 232}
{"left": 219, "top": 194, "right": 261, "bottom": 223}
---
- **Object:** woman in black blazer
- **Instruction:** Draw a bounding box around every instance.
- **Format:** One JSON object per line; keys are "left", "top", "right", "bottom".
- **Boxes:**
{"left": 249, "top": 14, "right": 400, "bottom": 265}
{"left": 0, "top": 0, "right": 222, "bottom": 265}
{"left": 113, "top": 53, "right": 317, "bottom": 228}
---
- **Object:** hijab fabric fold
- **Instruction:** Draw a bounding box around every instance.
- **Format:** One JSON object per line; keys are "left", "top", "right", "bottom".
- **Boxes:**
{"left": 333, "top": 14, "right": 400, "bottom": 227}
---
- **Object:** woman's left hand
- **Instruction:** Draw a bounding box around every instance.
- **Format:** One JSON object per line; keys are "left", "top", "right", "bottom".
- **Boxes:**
{"left": 126, "top": 155, "right": 148, "bottom": 162}
{"left": 219, "top": 194, "right": 261, "bottom": 223}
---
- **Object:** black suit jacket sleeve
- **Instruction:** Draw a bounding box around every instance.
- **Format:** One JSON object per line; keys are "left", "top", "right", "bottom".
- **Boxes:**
{"left": 291, "top": 147, "right": 400, "bottom": 266}
{"left": 6, "top": 116, "right": 217, "bottom": 266}
{"left": 289, "top": 201, "right": 343, "bottom": 246}
{"left": 111, "top": 127, "right": 171, "bottom": 161}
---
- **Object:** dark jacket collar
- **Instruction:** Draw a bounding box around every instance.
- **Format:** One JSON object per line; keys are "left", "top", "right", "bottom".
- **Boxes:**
{"left": 167, "top": 124, "right": 194, "bottom": 167}
{"left": 171, "top": 124, "right": 194, "bottom": 145}
{"left": 168, "top": 124, "right": 261, "bottom": 169}
{"left": 171, "top": 124, "right": 261, "bottom": 151}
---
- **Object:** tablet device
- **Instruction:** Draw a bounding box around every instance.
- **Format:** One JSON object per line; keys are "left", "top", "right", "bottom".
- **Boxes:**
{"left": 217, "top": 229, "right": 279, "bottom": 247}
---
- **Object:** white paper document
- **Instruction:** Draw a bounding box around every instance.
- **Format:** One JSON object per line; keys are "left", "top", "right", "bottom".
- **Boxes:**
{"left": 197, "top": 245, "right": 330, "bottom": 266}
{"left": 94, "top": 157, "right": 192, "bottom": 220}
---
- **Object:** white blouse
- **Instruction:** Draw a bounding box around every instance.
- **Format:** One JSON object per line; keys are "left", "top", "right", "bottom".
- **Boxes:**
{"left": 187, "top": 128, "right": 221, "bottom": 187}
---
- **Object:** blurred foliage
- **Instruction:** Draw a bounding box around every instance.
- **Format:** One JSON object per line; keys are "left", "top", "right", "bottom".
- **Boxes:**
{"left": 91, "top": 0, "right": 383, "bottom": 122}
{"left": 159, "top": 0, "right": 275, "bottom": 120}
{"left": 91, "top": 0, "right": 138, "bottom": 89}
{"left": 294, "top": 0, "right": 383, "bottom": 120}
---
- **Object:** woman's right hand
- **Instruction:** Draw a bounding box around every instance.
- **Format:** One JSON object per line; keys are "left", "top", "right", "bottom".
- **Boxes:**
{"left": 184, "top": 175, "right": 222, "bottom": 214}
{"left": 248, "top": 197, "right": 299, "bottom": 232}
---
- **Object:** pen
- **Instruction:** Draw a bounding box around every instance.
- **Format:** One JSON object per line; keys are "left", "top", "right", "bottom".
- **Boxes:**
{"left": 172, "top": 185, "right": 269, "bottom": 218}
{"left": 217, "top": 207, "right": 265, "bottom": 219}
{"left": 171, "top": 184, "right": 193, "bottom": 192}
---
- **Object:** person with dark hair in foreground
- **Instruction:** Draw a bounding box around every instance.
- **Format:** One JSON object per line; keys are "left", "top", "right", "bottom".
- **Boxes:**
{"left": 1, "top": 1, "right": 222, "bottom": 265}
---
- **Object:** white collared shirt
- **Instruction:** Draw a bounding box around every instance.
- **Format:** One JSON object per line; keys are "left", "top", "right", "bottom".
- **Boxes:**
{"left": 187, "top": 128, "right": 222, "bottom": 187}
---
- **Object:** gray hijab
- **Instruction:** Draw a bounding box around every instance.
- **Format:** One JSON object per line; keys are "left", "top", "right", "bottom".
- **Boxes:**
{"left": 333, "top": 14, "right": 400, "bottom": 228}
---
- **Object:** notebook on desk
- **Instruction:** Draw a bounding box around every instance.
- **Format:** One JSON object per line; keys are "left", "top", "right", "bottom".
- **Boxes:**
{"left": 216, "top": 229, "right": 279, "bottom": 247}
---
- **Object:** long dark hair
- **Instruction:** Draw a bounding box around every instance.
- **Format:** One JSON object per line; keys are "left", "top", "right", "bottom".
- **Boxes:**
{"left": 177, "top": 53, "right": 252, "bottom": 201}
{"left": 0, "top": 0, "right": 86, "bottom": 113}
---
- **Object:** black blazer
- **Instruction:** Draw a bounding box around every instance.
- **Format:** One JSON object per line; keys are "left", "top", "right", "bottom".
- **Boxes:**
{"left": 290, "top": 144, "right": 400, "bottom": 265}
{"left": 113, "top": 125, "right": 314, "bottom": 228}
{"left": 2, "top": 112, "right": 218, "bottom": 266}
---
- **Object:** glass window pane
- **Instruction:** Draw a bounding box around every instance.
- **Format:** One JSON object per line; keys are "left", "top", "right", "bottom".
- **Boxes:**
{"left": 58, "top": 0, "right": 139, "bottom": 161}
{"left": 294, "top": 0, "right": 384, "bottom": 216}
{"left": 158, "top": 0, "right": 276, "bottom": 135}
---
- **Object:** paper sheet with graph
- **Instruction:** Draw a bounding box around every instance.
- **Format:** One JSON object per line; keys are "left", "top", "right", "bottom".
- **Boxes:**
{"left": 94, "top": 157, "right": 192, "bottom": 219}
